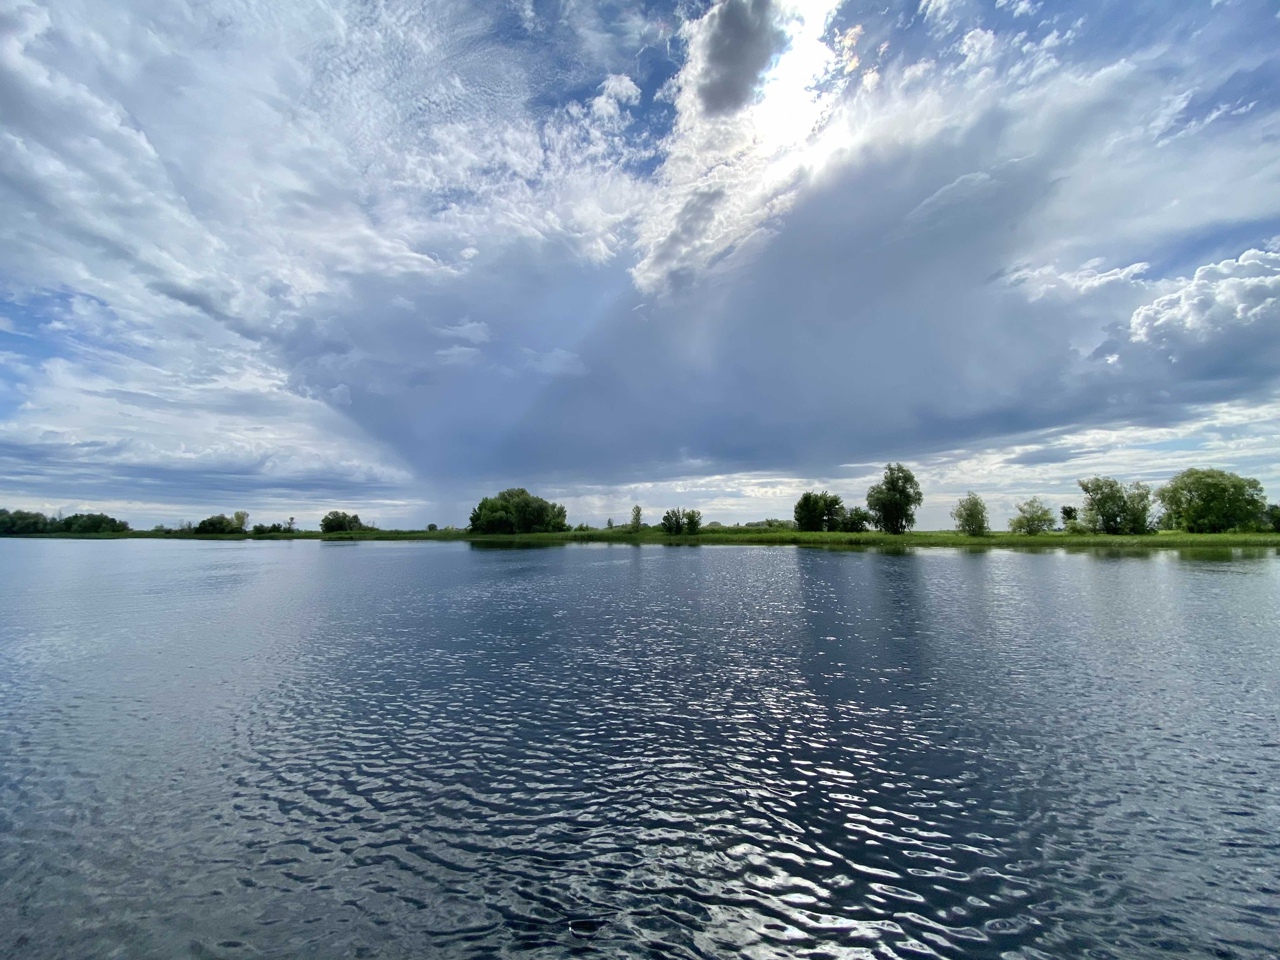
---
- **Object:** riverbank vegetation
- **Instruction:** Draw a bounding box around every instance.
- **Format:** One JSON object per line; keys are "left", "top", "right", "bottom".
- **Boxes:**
{"left": 4, "top": 465, "right": 1279, "bottom": 549}
{"left": 0, "top": 509, "right": 130, "bottom": 535}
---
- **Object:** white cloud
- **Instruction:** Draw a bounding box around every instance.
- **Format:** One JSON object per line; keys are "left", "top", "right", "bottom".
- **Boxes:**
{"left": 920, "top": 0, "right": 965, "bottom": 30}
{"left": 1128, "top": 249, "right": 1280, "bottom": 348}
{"left": 436, "top": 345, "right": 482, "bottom": 366}
{"left": 436, "top": 319, "right": 492, "bottom": 344}
{"left": 522, "top": 347, "right": 587, "bottom": 376}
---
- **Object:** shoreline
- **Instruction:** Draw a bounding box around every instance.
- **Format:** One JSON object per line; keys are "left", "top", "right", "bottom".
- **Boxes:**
{"left": 10, "top": 529, "right": 1280, "bottom": 550}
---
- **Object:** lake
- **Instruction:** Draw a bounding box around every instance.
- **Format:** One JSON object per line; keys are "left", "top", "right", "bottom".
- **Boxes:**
{"left": 1, "top": 540, "right": 1277, "bottom": 959}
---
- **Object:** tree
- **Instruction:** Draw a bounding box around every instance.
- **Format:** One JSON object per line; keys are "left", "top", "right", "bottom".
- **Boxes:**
{"left": 194, "top": 514, "right": 239, "bottom": 534}
{"left": 1078, "top": 477, "right": 1156, "bottom": 535}
{"left": 660, "top": 508, "right": 685, "bottom": 535}
{"left": 232, "top": 511, "right": 249, "bottom": 533}
{"left": 56, "top": 513, "right": 129, "bottom": 534}
{"left": 1008, "top": 496, "right": 1055, "bottom": 535}
{"left": 1267, "top": 504, "right": 1280, "bottom": 533}
{"left": 794, "top": 490, "right": 843, "bottom": 532}
{"left": 866, "top": 463, "right": 923, "bottom": 535}
{"left": 684, "top": 509, "right": 703, "bottom": 535}
{"left": 320, "top": 510, "right": 365, "bottom": 533}
{"left": 629, "top": 505, "right": 643, "bottom": 533}
{"left": 0, "top": 509, "right": 49, "bottom": 535}
{"left": 951, "top": 492, "right": 989, "bottom": 537}
{"left": 1060, "top": 505, "right": 1078, "bottom": 525}
{"left": 427, "top": 523, "right": 438, "bottom": 532}
{"left": 839, "top": 506, "right": 872, "bottom": 532}
{"left": 1156, "top": 468, "right": 1268, "bottom": 533}
{"left": 606, "top": 518, "right": 614, "bottom": 529}
{"left": 468, "top": 489, "right": 568, "bottom": 534}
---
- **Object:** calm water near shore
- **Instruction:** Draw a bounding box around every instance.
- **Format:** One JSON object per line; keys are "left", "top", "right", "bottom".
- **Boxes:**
{"left": 1, "top": 540, "right": 1277, "bottom": 959}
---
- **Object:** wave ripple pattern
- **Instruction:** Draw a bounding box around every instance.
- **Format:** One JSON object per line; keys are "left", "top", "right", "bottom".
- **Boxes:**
{"left": 1, "top": 541, "right": 1278, "bottom": 959}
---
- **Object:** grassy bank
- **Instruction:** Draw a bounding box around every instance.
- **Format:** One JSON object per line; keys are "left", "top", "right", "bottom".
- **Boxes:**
{"left": 26, "top": 527, "right": 1280, "bottom": 550}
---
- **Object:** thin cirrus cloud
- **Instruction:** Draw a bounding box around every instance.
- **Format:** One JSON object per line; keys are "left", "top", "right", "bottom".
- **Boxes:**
{"left": 0, "top": 0, "right": 1278, "bottom": 527}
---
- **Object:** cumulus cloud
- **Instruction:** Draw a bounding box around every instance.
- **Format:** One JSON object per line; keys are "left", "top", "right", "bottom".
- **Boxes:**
{"left": 1128, "top": 250, "right": 1280, "bottom": 347}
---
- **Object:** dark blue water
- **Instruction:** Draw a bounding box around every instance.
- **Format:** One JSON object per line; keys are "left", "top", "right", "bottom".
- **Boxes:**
{"left": 1, "top": 541, "right": 1278, "bottom": 959}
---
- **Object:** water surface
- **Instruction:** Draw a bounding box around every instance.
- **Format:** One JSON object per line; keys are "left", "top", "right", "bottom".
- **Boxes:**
{"left": 1, "top": 541, "right": 1277, "bottom": 959}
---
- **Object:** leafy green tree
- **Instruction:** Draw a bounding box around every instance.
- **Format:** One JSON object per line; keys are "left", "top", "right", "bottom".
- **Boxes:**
{"left": 232, "top": 511, "right": 249, "bottom": 533}
{"left": 1060, "top": 505, "right": 1078, "bottom": 525}
{"left": 839, "top": 506, "right": 872, "bottom": 532}
{"left": 684, "top": 509, "right": 703, "bottom": 535}
{"left": 427, "top": 523, "right": 438, "bottom": 532}
{"left": 605, "top": 518, "right": 614, "bottom": 529}
{"left": 629, "top": 505, "right": 642, "bottom": 533}
{"left": 1155, "top": 468, "right": 1268, "bottom": 533}
{"left": 794, "top": 490, "right": 843, "bottom": 532}
{"left": 1267, "top": 504, "right": 1280, "bottom": 533}
{"left": 251, "top": 522, "right": 286, "bottom": 534}
{"left": 866, "top": 463, "right": 924, "bottom": 535}
{"left": 55, "top": 513, "right": 129, "bottom": 534}
{"left": 195, "top": 514, "right": 240, "bottom": 535}
{"left": 951, "top": 492, "right": 989, "bottom": 537}
{"left": 794, "top": 492, "right": 824, "bottom": 532}
{"left": 1008, "top": 496, "right": 1055, "bottom": 535}
{"left": 1078, "top": 477, "right": 1156, "bottom": 534}
{"left": 320, "top": 511, "right": 365, "bottom": 533}
{"left": 468, "top": 489, "right": 569, "bottom": 534}
{"left": 1, "top": 509, "right": 50, "bottom": 535}
{"left": 660, "top": 508, "right": 685, "bottom": 535}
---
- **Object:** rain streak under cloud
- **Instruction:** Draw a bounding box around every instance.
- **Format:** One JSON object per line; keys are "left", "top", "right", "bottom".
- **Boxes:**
{"left": 1, "top": 0, "right": 1279, "bottom": 527}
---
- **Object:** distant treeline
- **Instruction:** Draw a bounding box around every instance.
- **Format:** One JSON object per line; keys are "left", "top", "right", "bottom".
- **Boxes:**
{"left": 0, "top": 509, "right": 130, "bottom": 536}
{"left": 791, "top": 465, "right": 1280, "bottom": 538}
{"left": 5, "top": 466, "right": 1279, "bottom": 540}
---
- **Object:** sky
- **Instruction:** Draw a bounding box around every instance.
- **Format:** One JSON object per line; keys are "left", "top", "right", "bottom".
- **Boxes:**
{"left": 1, "top": 0, "right": 1279, "bottom": 530}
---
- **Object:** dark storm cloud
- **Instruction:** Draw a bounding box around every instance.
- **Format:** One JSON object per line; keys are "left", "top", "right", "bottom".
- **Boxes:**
{"left": 694, "top": 0, "right": 788, "bottom": 116}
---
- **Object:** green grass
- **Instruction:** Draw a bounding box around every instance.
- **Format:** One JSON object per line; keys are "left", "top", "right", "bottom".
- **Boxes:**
{"left": 19, "top": 527, "right": 1280, "bottom": 551}
{"left": 409, "top": 528, "right": 1280, "bottom": 551}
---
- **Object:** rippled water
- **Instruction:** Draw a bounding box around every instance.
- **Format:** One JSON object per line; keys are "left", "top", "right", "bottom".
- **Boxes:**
{"left": 1, "top": 541, "right": 1278, "bottom": 959}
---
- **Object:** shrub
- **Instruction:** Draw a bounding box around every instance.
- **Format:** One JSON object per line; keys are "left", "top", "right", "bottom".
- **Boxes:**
{"left": 839, "top": 506, "right": 872, "bottom": 532}
{"left": 469, "top": 489, "right": 568, "bottom": 534}
{"left": 320, "top": 511, "right": 365, "bottom": 533}
{"left": 951, "top": 492, "right": 989, "bottom": 537}
{"left": 1008, "top": 497, "right": 1055, "bottom": 535}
